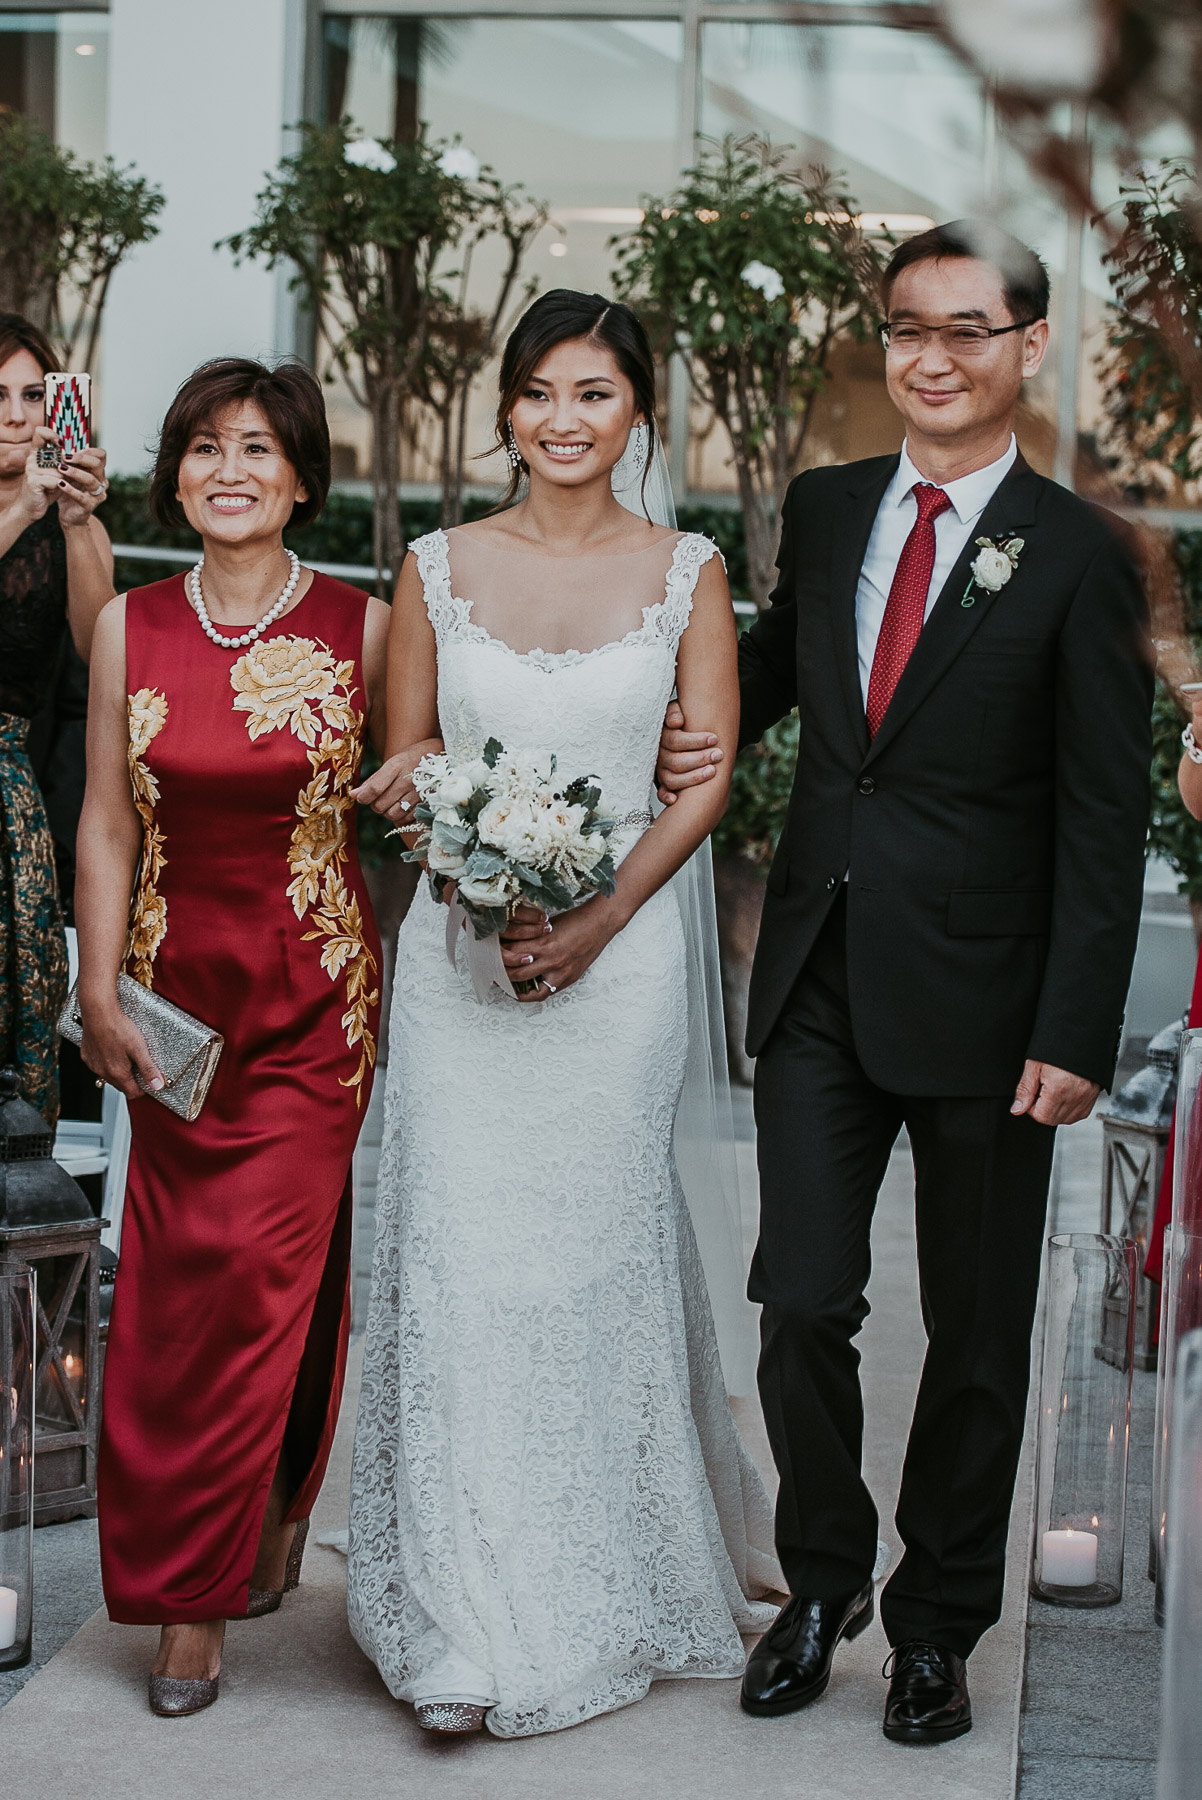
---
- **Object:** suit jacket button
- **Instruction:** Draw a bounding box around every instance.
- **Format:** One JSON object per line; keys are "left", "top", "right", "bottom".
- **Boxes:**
{"left": 858, "top": 776, "right": 875, "bottom": 795}
{"left": 826, "top": 876, "right": 837, "bottom": 891}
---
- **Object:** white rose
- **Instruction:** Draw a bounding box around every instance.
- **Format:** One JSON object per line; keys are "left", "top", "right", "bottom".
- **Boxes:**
{"left": 438, "top": 144, "right": 480, "bottom": 182}
{"left": 427, "top": 841, "right": 467, "bottom": 874}
{"left": 971, "top": 546, "right": 1014, "bottom": 592}
{"left": 742, "top": 260, "right": 785, "bottom": 302}
{"left": 345, "top": 138, "right": 397, "bottom": 174}
{"left": 436, "top": 773, "right": 475, "bottom": 807}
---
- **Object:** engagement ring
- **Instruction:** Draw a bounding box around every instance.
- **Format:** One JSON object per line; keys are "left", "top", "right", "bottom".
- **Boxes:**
{"left": 399, "top": 799, "right": 411, "bottom": 812}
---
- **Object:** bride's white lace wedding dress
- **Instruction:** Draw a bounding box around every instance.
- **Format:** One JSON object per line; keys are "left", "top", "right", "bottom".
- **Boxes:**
{"left": 347, "top": 527, "right": 780, "bottom": 1738}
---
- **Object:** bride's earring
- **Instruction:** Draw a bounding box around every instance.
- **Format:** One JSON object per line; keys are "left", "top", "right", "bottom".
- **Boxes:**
{"left": 505, "top": 421, "right": 523, "bottom": 470}
{"left": 630, "top": 423, "right": 648, "bottom": 473}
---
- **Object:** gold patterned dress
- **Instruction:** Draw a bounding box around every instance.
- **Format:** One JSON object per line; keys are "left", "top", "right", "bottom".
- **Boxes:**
{"left": 98, "top": 572, "right": 381, "bottom": 1623}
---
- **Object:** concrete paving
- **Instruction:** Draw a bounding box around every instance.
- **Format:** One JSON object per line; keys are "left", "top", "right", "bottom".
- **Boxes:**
{"left": 1017, "top": 1118, "right": 1162, "bottom": 1800}
{"left": 1, "top": 1103, "right": 1035, "bottom": 1798}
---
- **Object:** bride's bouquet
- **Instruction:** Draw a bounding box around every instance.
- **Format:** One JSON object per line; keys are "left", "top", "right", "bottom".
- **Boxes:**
{"left": 400, "top": 740, "right": 618, "bottom": 987}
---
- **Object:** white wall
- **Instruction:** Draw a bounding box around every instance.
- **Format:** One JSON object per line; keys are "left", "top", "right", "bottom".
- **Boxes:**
{"left": 101, "top": 0, "right": 306, "bottom": 473}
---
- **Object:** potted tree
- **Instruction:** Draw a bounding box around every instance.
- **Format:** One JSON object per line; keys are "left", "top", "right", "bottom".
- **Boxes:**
{"left": 225, "top": 124, "right": 542, "bottom": 584}
{"left": 612, "top": 134, "right": 884, "bottom": 607}
{"left": 0, "top": 112, "right": 163, "bottom": 373}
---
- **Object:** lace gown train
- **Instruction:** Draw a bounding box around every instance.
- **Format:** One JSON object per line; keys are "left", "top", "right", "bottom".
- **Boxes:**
{"left": 347, "top": 530, "right": 779, "bottom": 1736}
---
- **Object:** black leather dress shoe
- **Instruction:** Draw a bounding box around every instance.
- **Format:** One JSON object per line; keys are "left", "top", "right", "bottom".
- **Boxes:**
{"left": 882, "top": 1640, "right": 972, "bottom": 1744}
{"left": 741, "top": 1584, "right": 874, "bottom": 1716}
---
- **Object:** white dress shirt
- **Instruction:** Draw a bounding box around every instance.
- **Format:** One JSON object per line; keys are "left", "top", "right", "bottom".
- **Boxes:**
{"left": 853, "top": 435, "right": 1018, "bottom": 707}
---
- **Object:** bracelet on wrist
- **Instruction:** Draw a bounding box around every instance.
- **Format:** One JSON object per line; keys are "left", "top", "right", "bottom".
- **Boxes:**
{"left": 1184, "top": 723, "right": 1202, "bottom": 765}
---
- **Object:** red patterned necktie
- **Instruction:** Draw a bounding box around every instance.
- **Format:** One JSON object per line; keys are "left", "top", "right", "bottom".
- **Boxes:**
{"left": 865, "top": 482, "right": 953, "bottom": 738}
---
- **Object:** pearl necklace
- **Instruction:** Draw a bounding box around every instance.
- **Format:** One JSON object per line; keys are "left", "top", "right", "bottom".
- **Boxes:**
{"left": 188, "top": 550, "right": 301, "bottom": 649}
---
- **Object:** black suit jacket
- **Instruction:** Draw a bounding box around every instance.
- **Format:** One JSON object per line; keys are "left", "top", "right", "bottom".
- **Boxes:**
{"left": 739, "top": 452, "right": 1154, "bottom": 1094}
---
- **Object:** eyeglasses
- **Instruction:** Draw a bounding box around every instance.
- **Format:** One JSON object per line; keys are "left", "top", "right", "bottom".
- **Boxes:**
{"left": 879, "top": 319, "right": 1037, "bottom": 356}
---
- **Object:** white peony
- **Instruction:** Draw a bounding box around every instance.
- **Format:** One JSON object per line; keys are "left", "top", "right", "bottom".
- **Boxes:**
{"left": 477, "top": 798, "right": 536, "bottom": 855}
{"left": 435, "top": 773, "right": 475, "bottom": 807}
{"left": 345, "top": 138, "right": 397, "bottom": 174}
{"left": 970, "top": 546, "right": 1014, "bottom": 592}
{"left": 459, "top": 758, "right": 495, "bottom": 793}
{"left": 742, "top": 261, "right": 785, "bottom": 303}
{"left": 438, "top": 144, "right": 480, "bottom": 182}
{"left": 427, "top": 841, "right": 467, "bottom": 874}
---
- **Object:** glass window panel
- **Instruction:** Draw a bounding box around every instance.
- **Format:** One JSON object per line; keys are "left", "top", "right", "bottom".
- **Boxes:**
{"left": 0, "top": 13, "right": 110, "bottom": 163}
{"left": 320, "top": 16, "right": 682, "bottom": 487}
{"left": 696, "top": 22, "right": 1067, "bottom": 490}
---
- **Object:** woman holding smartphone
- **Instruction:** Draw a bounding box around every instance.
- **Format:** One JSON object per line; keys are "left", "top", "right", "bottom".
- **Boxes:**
{"left": 0, "top": 312, "right": 112, "bottom": 1123}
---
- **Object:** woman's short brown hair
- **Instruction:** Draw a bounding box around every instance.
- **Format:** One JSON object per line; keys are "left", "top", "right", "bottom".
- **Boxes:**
{"left": 0, "top": 313, "right": 57, "bottom": 378}
{"left": 148, "top": 357, "right": 331, "bottom": 531}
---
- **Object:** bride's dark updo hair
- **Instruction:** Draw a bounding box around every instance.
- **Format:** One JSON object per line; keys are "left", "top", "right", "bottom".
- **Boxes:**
{"left": 493, "top": 289, "right": 659, "bottom": 509}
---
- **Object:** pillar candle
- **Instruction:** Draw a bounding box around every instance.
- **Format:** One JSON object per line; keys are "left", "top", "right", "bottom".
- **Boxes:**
{"left": 1041, "top": 1528, "right": 1098, "bottom": 1587}
{"left": 0, "top": 1586, "right": 17, "bottom": 1651}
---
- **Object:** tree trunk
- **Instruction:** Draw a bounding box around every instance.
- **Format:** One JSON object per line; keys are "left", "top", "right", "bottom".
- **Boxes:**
{"left": 740, "top": 477, "right": 779, "bottom": 611}
{"left": 712, "top": 852, "right": 767, "bottom": 1087}
{"left": 369, "top": 381, "right": 404, "bottom": 595}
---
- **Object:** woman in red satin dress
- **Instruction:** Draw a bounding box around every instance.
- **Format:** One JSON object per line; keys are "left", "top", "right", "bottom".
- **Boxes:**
{"left": 75, "top": 359, "right": 388, "bottom": 1714}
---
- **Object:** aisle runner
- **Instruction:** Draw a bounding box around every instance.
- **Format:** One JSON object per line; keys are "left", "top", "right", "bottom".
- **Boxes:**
{"left": 1, "top": 1144, "right": 1032, "bottom": 1800}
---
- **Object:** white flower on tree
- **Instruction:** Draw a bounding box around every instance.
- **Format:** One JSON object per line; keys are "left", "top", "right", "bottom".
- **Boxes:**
{"left": 741, "top": 260, "right": 785, "bottom": 303}
{"left": 344, "top": 138, "right": 397, "bottom": 174}
{"left": 438, "top": 145, "right": 481, "bottom": 183}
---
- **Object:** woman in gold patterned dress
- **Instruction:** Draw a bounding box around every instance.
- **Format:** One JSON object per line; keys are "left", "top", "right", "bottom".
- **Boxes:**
{"left": 74, "top": 360, "right": 390, "bottom": 1715}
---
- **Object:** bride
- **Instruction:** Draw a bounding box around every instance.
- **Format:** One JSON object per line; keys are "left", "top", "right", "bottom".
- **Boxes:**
{"left": 348, "top": 289, "right": 779, "bottom": 1738}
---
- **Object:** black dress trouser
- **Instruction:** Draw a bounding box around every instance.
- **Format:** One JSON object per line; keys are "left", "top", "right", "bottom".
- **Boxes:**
{"left": 750, "top": 892, "right": 1057, "bottom": 1658}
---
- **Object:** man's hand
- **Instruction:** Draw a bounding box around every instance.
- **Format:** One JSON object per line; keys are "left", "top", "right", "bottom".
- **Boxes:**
{"left": 1011, "top": 1060, "right": 1100, "bottom": 1127}
{"left": 655, "top": 700, "right": 724, "bottom": 805}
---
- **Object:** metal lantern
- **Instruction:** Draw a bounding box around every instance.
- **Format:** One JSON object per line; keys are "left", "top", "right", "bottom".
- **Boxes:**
{"left": 1100, "top": 1018, "right": 1180, "bottom": 1372}
{"left": 0, "top": 1068, "right": 104, "bottom": 1524}
{"left": 0, "top": 1260, "right": 35, "bottom": 1670}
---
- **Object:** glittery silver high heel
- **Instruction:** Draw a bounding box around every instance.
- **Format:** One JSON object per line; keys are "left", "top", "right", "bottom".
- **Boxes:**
{"left": 148, "top": 1672, "right": 220, "bottom": 1717}
{"left": 149, "top": 1623, "right": 224, "bottom": 1716}
{"left": 414, "top": 1701, "right": 489, "bottom": 1734}
{"left": 244, "top": 1516, "right": 309, "bottom": 1617}
{"left": 283, "top": 1516, "right": 309, "bottom": 1592}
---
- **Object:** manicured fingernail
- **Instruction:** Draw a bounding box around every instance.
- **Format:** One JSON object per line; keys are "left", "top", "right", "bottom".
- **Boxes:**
{"left": 707, "top": 735, "right": 717, "bottom": 746}
{"left": 521, "top": 955, "right": 534, "bottom": 965}
{"left": 709, "top": 749, "right": 723, "bottom": 762}
{"left": 149, "top": 1077, "right": 165, "bottom": 1092}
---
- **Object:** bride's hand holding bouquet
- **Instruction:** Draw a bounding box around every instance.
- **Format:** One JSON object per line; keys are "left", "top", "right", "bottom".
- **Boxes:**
{"left": 400, "top": 738, "right": 622, "bottom": 1001}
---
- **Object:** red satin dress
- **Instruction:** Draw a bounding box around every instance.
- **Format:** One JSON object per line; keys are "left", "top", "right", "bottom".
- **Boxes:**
{"left": 98, "top": 571, "right": 381, "bottom": 1624}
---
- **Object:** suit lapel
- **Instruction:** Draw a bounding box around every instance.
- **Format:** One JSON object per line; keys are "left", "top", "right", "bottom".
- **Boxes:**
{"left": 862, "top": 455, "right": 1042, "bottom": 768}
{"left": 828, "top": 457, "right": 898, "bottom": 760}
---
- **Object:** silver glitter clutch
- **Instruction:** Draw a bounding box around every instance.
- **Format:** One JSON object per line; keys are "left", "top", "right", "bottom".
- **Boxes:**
{"left": 58, "top": 973, "right": 224, "bottom": 1122}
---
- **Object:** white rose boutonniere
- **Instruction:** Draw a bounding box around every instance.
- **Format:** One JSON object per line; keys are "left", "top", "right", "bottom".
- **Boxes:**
{"left": 962, "top": 534, "right": 1025, "bottom": 607}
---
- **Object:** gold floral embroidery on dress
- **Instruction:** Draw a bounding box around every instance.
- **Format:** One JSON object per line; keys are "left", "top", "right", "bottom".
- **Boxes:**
{"left": 229, "top": 635, "right": 378, "bottom": 1104}
{"left": 126, "top": 688, "right": 169, "bottom": 986}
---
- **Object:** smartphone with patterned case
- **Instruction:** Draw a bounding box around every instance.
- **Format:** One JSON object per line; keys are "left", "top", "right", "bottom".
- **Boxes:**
{"left": 39, "top": 371, "right": 92, "bottom": 466}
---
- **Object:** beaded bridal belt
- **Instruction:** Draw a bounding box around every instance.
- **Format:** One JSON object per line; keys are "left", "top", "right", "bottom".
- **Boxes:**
{"left": 614, "top": 809, "right": 653, "bottom": 832}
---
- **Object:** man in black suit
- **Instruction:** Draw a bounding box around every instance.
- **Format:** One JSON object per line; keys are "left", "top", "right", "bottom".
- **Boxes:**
{"left": 658, "top": 221, "right": 1152, "bottom": 1744}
